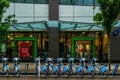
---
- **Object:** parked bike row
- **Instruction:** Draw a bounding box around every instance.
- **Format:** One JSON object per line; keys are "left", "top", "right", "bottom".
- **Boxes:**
{"left": 1, "top": 57, "right": 20, "bottom": 77}
{"left": 0, "top": 57, "right": 119, "bottom": 79}
{"left": 35, "top": 57, "right": 109, "bottom": 79}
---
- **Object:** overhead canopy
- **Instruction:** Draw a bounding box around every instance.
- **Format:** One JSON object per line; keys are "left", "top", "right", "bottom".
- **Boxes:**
{"left": 9, "top": 20, "right": 120, "bottom": 32}
{"left": 9, "top": 21, "right": 48, "bottom": 31}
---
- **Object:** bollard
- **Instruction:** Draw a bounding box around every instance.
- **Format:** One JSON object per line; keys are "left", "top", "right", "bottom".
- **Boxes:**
{"left": 24, "top": 63, "right": 29, "bottom": 75}
{"left": 38, "top": 60, "right": 40, "bottom": 77}
{"left": 112, "top": 64, "right": 119, "bottom": 77}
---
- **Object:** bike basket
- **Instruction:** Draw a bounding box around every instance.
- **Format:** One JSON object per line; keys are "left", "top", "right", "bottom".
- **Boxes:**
{"left": 63, "top": 66, "right": 69, "bottom": 72}
{"left": 41, "top": 66, "right": 47, "bottom": 72}
{"left": 87, "top": 66, "right": 94, "bottom": 73}
{"left": 76, "top": 66, "right": 83, "bottom": 73}
{"left": 101, "top": 66, "right": 107, "bottom": 73}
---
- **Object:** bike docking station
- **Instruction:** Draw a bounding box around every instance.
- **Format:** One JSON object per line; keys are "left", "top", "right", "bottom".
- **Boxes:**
{"left": 38, "top": 57, "right": 120, "bottom": 79}
{"left": 0, "top": 57, "right": 119, "bottom": 78}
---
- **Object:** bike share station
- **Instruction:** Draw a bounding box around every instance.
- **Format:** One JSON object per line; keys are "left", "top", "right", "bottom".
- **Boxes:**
{"left": 0, "top": 36, "right": 119, "bottom": 78}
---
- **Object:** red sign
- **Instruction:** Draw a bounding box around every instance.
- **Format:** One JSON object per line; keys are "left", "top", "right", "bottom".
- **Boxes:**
{"left": 19, "top": 42, "right": 30, "bottom": 58}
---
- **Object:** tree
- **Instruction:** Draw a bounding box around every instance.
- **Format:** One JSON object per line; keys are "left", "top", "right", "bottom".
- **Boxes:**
{"left": 0, "top": 0, "right": 17, "bottom": 57}
{"left": 93, "top": 0, "right": 120, "bottom": 70}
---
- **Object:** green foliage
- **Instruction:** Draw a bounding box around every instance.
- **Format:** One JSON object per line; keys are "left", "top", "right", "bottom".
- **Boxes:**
{"left": 94, "top": 0, "right": 120, "bottom": 37}
{"left": 0, "top": 0, "right": 10, "bottom": 21}
{"left": 0, "top": 0, "right": 17, "bottom": 52}
{"left": 93, "top": 13, "right": 103, "bottom": 24}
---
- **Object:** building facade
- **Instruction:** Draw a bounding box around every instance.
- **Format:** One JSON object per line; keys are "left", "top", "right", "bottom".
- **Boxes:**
{"left": 2, "top": 0, "right": 120, "bottom": 62}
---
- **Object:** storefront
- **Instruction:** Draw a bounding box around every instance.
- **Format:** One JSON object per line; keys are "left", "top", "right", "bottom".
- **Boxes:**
{"left": 6, "top": 21, "right": 109, "bottom": 61}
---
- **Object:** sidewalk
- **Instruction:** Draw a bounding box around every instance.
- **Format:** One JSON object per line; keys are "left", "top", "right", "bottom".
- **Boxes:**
{"left": 0, "top": 62, "right": 120, "bottom": 74}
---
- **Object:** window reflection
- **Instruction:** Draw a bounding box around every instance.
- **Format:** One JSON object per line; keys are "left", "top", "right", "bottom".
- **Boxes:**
{"left": 59, "top": 0, "right": 73, "bottom": 5}
{"left": 83, "top": 0, "right": 94, "bottom": 6}
{"left": 59, "top": 0, "right": 99, "bottom": 6}
{"left": 74, "top": 0, "right": 83, "bottom": 6}
{"left": 11, "top": 0, "right": 48, "bottom": 4}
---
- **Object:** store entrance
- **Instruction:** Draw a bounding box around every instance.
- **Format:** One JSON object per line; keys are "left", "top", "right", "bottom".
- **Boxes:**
{"left": 71, "top": 37, "right": 95, "bottom": 59}
{"left": 14, "top": 37, "right": 37, "bottom": 61}
{"left": 75, "top": 41, "right": 91, "bottom": 59}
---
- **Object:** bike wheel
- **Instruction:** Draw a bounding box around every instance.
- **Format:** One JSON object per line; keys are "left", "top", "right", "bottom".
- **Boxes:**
{"left": 16, "top": 70, "right": 20, "bottom": 78}
{"left": 5, "top": 70, "right": 9, "bottom": 78}
{"left": 77, "top": 71, "right": 84, "bottom": 78}
{"left": 55, "top": 70, "right": 59, "bottom": 78}
{"left": 88, "top": 71, "right": 95, "bottom": 79}
{"left": 100, "top": 71, "right": 108, "bottom": 79}
{"left": 64, "top": 71, "right": 69, "bottom": 78}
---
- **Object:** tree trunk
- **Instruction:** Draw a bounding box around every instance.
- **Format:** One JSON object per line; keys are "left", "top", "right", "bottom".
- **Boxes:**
{"left": 107, "top": 30, "right": 111, "bottom": 71}
{"left": 107, "top": 39, "right": 111, "bottom": 71}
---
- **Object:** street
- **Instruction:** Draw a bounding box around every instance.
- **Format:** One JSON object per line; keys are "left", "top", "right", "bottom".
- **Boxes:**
{"left": 0, "top": 75, "right": 120, "bottom": 80}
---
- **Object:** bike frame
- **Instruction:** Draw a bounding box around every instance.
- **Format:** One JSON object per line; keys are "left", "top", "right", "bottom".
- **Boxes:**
{"left": 41, "top": 58, "right": 55, "bottom": 77}
{"left": 54, "top": 58, "right": 64, "bottom": 77}
{"left": 1, "top": 58, "right": 9, "bottom": 76}
{"left": 12, "top": 58, "right": 20, "bottom": 77}
{"left": 79, "top": 58, "right": 95, "bottom": 78}
{"left": 63, "top": 58, "right": 75, "bottom": 78}
{"left": 90, "top": 58, "right": 108, "bottom": 78}
{"left": 13, "top": 58, "right": 20, "bottom": 71}
{"left": 34, "top": 58, "right": 40, "bottom": 77}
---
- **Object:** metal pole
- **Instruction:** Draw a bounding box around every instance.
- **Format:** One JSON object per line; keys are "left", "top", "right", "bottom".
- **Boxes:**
{"left": 24, "top": 63, "right": 29, "bottom": 75}
{"left": 38, "top": 57, "right": 40, "bottom": 77}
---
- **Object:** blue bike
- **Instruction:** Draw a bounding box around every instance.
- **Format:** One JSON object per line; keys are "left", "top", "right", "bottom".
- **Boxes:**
{"left": 78, "top": 58, "right": 95, "bottom": 78}
{"left": 63, "top": 58, "right": 76, "bottom": 78}
{"left": 41, "top": 58, "right": 57, "bottom": 78}
{"left": 55, "top": 58, "right": 64, "bottom": 78}
{"left": 12, "top": 57, "right": 20, "bottom": 77}
{"left": 1, "top": 58, "right": 9, "bottom": 77}
{"left": 76, "top": 58, "right": 84, "bottom": 78}
{"left": 90, "top": 58, "right": 108, "bottom": 78}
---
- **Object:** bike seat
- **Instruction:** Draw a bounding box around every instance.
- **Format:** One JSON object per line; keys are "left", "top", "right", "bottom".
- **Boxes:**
{"left": 13, "top": 58, "right": 20, "bottom": 62}
{"left": 1, "top": 58, "right": 9, "bottom": 62}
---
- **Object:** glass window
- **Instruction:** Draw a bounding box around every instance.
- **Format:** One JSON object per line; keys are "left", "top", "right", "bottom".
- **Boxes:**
{"left": 83, "top": 0, "right": 94, "bottom": 6}
{"left": 25, "top": 0, "right": 34, "bottom": 3}
{"left": 95, "top": 0, "right": 99, "bottom": 6}
{"left": 73, "top": 0, "right": 83, "bottom": 6}
{"left": 15, "top": 0, "right": 25, "bottom": 3}
{"left": 9, "top": 0, "right": 15, "bottom": 3}
{"left": 59, "top": 0, "right": 73, "bottom": 5}
{"left": 35, "top": 0, "right": 48, "bottom": 4}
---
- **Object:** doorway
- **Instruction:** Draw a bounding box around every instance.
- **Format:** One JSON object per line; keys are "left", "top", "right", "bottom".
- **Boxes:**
{"left": 71, "top": 37, "right": 95, "bottom": 59}
{"left": 14, "top": 37, "right": 37, "bottom": 59}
